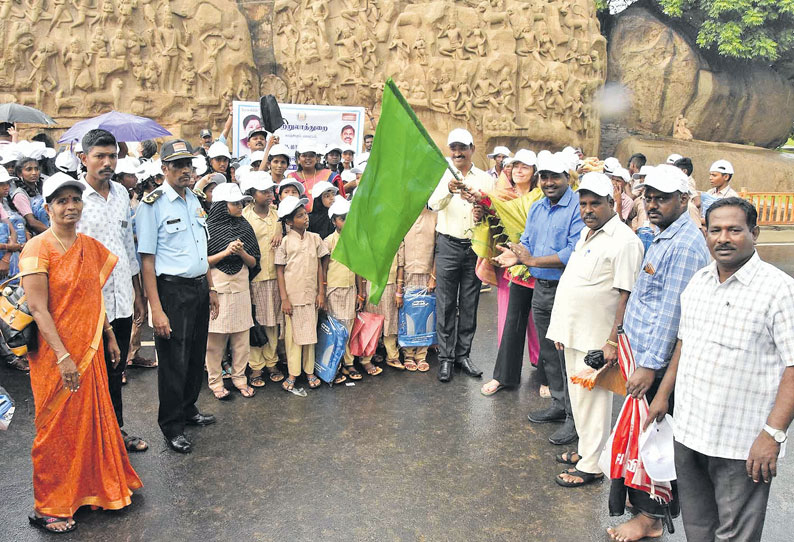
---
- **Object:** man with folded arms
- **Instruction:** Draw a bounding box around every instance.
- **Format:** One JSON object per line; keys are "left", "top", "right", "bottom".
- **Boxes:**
{"left": 545, "top": 172, "right": 644, "bottom": 487}
{"left": 646, "top": 197, "right": 794, "bottom": 542}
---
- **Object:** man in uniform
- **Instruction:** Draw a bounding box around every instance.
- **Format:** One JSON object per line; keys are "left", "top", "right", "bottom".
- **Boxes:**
{"left": 136, "top": 139, "right": 220, "bottom": 454}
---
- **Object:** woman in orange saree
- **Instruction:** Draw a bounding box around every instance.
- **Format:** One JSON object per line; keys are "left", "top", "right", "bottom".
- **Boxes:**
{"left": 20, "top": 174, "right": 142, "bottom": 534}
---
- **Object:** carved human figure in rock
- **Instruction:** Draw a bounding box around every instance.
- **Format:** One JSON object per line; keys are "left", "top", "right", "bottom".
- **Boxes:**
{"left": 198, "top": 35, "right": 224, "bottom": 95}
{"left": 222, "top": 22, "right": 245, "bottom": 52}
{"left": 411, "top": 36, "right": 428, "bottom": 66}
{"left": 437, "top": 23, "right": 466, "bottom": 60}
{"left": 48, "top": 0, "right": 74, "bottom": 32}
{"left": 451, "top": 80, "right": 473, "bottom": 121}
{"left": 465, "top": 28, "right": 488, "bottom": 57}
{"left": 117, "top": 0, "right": 136, "bottom": 26}
{"left": 140, "top": 0, "right": 155, "bottom": 26}
{"left": 520, "top": 66, "right": 549, "bottom": 118}
{"left": 130, "top": 55, "right": 145, "bottom": 88}
{"left": 236, "top": 72, "right": 253, "bottom": 100}
{"left": 63, "top": 38, "right": 94, "bottom": 92}
{"left": 429, "top": 72, "right": 453, "bottom": 113}
{"left": 141, "top": 58, "right": 160, "bottom": 91}
{"left": 26, "top": 0, "right": 52, "bottom": 24}
{"left": 514, "top": 24, "right": 539, "bottom": 59}
{"left": 498, "top": 70, "right": 516, "bottom": 113}
{"left": 275, "top": 19, "right": 299, "bottom": 57}
{"left": 374, "top": 0, "right": 397, "bottom": 42}
{"left": 88, "top": 29, "right": 109, "bottom": 61}
{"left": 673, "top": 114, "right": 694, "bottom": 140}
{"left": 297, "top": 31, "right": 321, "bottom": 64}
{"left": 0, "top": 0, "right": 23, "bottom": 19}
{"left": 471, "top": 79, "right": 495, "bottom": 109}
{"left": 545, "top": 74, "right": 566, "bottom": 115}
{"left": 305, "top": 0, "right": 329, "bottom": 45}
{"left": 90, "top": 0, "right": 116, "bottom": 28}
{"left": 71, "top": 0, "right": 93, "bottom": 29}
{"left": 340, "top": 0, "right": 365, "bottom": 25}
{"left": 336, "top": 28, "right": 365, "bottom": 74}
{"left": 387, "top": 34, "right": 410, "bottom": 70}
{"left": 536, "top": 22, "right": 558, "bottom": 61}
{"left": 360, "top": 37, "right": 378, "bottom": 74}
{"left": 157, "top": 17, "right": 190, "bottom": 92}
{"left": 179, "top": 57, "right": 196, "bottom": 95}
{"left": 27, "top": 40, "right": 58, "bottom": 108}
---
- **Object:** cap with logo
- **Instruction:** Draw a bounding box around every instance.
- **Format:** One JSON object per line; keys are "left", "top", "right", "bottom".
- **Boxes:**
{"left": 207, "top": 141, "right": 231, "bottom": 160}
{"left": 200, "top": 129, "right": 212, "bottom": 138}
{"left": 610, "top": 167, "right": 631, "bottom": 184}
{"left": 212, "top": 182, "right": 252, "bottom": 204}
{"left": 328, "top": 195, "right": 351, "bottom": 219}
{"left": 277, "top": 195, "right": 310, "bottom": 219}
{"left": 632, "top": 165, "right": 655, "bottom": 180}
{"left": 55, "top": 151, "right": 80, "bottom": 173}
{"left": 709, "top": 159, "right": 734, "bottom": 175}
{"left": 643, "top": 164, "right": 689, "bottom": 194}
{"left": 247, "top": 125, "right": 268, "bottom": 140}
{"left": 161, "top": 139, "right": 194, "bottom": 162}
{"left": 43, "top": 172, "right": 86, "bottom": 200}
{"left": 447, "top": 128, "right": 474, "bottom": 146}
{"left": 666, "top": 153, "right": 683, "bottom": 165}
{"left": 603, "top": 156, "right": 621, "bottom": 175}
{"left": 577, "top": 172, "right": 613, "bottom": 198}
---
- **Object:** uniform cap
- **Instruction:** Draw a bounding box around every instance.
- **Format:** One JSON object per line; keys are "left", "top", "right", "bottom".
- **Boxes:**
{"left": 161, "top": 139, "right": 194, "bottom": 161}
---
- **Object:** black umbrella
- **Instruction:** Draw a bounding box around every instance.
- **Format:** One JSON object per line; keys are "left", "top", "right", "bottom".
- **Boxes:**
{"left": 0, "top": 103, "right": 56, "bottom": 125}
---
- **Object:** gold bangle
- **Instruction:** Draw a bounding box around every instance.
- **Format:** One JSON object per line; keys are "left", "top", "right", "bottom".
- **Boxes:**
{"left": 209, "top": 286, "right": 218, "bottom": 292}
{"left": 606, "top": 340, "right": 618, "bottom": 348}
{"left": 56, "top": 353, "right": 70, "bottom": 364}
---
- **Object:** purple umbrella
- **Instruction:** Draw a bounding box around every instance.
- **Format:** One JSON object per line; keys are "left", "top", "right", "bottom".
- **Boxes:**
{"left": 58, "top": 110, "right": 171, "bottom": 143}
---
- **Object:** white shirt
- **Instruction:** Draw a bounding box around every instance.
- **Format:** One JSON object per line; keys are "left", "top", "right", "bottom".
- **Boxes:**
{"left": 547, "top": 215, "right": 644, "bottom": 352}
{"left": 427, "top": 165, "right": 494, "bottom": 239}
{"left": 76, "top": 179, "right": 139, "bottom": 321}
{"left": 675, "top": 253, "right": 794, "bottom": 460}
{"left": 707, "top": 184, "right": 739, "bottom": 199}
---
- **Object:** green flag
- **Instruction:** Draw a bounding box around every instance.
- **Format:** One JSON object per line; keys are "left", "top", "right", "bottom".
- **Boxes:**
{"left": 333, "top": 79, "right": 449, "bottom": 304}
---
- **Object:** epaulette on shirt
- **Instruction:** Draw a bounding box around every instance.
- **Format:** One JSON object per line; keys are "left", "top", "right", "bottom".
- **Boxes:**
{"left": 142, "top": 188, "right": 164, "bottom": 205}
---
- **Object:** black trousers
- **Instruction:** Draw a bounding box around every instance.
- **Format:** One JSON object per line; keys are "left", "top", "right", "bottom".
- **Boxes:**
{"left": 103, "top": 316, "right": 132, "bottom": 429}
{"left": 434, "top": 234, "right": 481, "bottom": 363}
{"left": 675, "top": 441, "right": 771, "bottom": 542}
{"left": 155, "top": 276, "right": 210, "bottom": 439}
{"left": 492, "top": 282, "right": 533, "bottom": 387}
{"left": 531, "top": 280, "right": 571, "bottom": 417}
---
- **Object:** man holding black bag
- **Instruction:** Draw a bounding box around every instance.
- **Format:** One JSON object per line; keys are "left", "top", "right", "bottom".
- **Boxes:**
{"left": 545, "top": 173, "right": 644, "bottom": 487}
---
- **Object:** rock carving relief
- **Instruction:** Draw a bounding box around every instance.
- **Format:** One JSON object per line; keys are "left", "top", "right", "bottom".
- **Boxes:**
{"left": 272, "top": 0, "right": 605, "bottom": 152}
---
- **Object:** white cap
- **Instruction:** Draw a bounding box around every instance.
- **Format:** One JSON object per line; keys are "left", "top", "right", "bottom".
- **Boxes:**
{"left": 610, "top": 167, "right": 631, "bottom": 184}
{"left": 577, "top": 172, "right": 613, "bottom": 198}
{"left": 235, "top": 164, "right": 252, "bottom": 180}
{"left": 43, "top": 172, "right": 86, "bottom": 200}
{"left": 562, "top": 146, "right": 578, "bottom": 155}
{"left": 311, "top": 180, "right": 339, "bottom": 198}
{"left": 115, "top": 156, "right": 139, "bottom": 175}
{"left": 192, "top": 155, "right": 208, "bottom": 176}
{"left": 666, "top": 153, "right": 683, "bottom": 165}
{"left": 74, "top": 142, "right": 83, "bottom": 154}
{"left": 277, "top": 195, "right": 309, "bottom": 218}
{"left": 643, "top": 164, "right": 688, "bottom": 194}
{"left": 556, "top": 151, "right": 578, "bottom": 173}
{"left": 356, "top": 151, "right": 370, "bottom": 167}
{"left": 277, "top": 178, "right": 306, "bottom": 197}
{"left": 247, "top": 125, "right": 267, "bottom": 139}
{"left": 239, "top": 170, "right": 275, "bottom": 194}
{"left": 603, "top": 157, "right": 621, "bottom": 175}
{"left": 296, "top": 140, "right": 317, "bottom": 154}
{"left": 341, "top": 145, "right": 356, "bottom": 155}
{"left": 212, "top": 182, "right": 252, "bottom": 203}
{"left": 447, "top": 128, "right": 474, "bottom": 146}
{"left": 632, "top": 165, "right": 655, "bottom": 180}
{"left": 207, "top": 141, "right": 231, "bottom": 159}
{"left": 511, "top": 149, "right": 537, "bottom": 167}
{"left": 15, "top": 140, "right": 56, "bottom": 161}
{"left": 325, "top": 144, "right": 343, "bottom": 155}
{"left": 268, "top": 144, "right": 291, "bottom": 160}
{"left": 536, "top": 153, "right": 567, "bottom": 174}
{"left": 710, "top": 159, "right": 734, "bottom": 175}
{"left": 55, "top": 151, "right": 80, "bottom": 173}
{"left": 487, "top": 146, "right": 512, "bottom": 159}
{"left": 248, "top": 151, "right": 265, "bottom": 164}
{"left": 0, "top": 168, "right": 12, "bottom": 183}
{"left": 639, "top": 415, "right": 677, "bottom": 482}
{"left": 328, "top": 195, "right": 351, "bottom": 219}
{"left": 341, "top": 169, "right": 357, "bottom": 183}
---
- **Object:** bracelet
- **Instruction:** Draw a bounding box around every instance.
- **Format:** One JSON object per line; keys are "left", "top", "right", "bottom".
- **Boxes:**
{"left": 430, "top": 274, "right": 436, "bottom": 280}
{"left": 56, "top": 353, "right": 70, "bottom": 365}
{"left": 209, "top": 286, "right": 218, "bottom": 292}
{"left": 357, "top": 295, "right": 366, "bottom": 301}
{"left": 606, "top": 339, "right": 618, "bottom": 348}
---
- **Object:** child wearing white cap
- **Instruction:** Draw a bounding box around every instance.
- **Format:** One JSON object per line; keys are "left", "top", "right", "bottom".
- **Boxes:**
{"left": 323, "top": 197, "right": 371, "bottom": 380}
{"left": 400, "top": 207, "right": 437, "bottom": 372}
{"left": 707, "top": 160, "right": 738, "bottom": 199}
{"left": 275, "top": 196, "right": 330, "bottom": 392}
{"left": 241, "top": 171, "right": 285, "bottom": 386}
{"left": 307, "top": 180, "right": 338, "bottom": 240}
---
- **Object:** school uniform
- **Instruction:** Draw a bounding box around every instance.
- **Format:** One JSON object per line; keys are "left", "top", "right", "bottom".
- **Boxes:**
{"left": 401, "top": 208, "right": 436, "bottom": 364}
{"left": 243, "top": 205, "right": 282, "bottom": 372}
{"left": 363, "top": 244, "right": 405, "bottom": 363}
{"left": 275, "top": 229, "right": 329, "bottom": 376}
{"left": 324, "top": 230, "right": 357, "bottom": 368}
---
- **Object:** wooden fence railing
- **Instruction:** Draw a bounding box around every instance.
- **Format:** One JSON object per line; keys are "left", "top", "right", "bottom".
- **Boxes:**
{"left": 739, "top": 190, "right": 794, "bottom": 225}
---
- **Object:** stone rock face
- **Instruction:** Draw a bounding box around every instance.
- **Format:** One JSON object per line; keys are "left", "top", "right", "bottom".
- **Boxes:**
{"left": 270, "top": 0, "right": 607, "bottom": 159}
{"left": 0, "top": 0, "right": 256, "bottom": 139}
{"left": 607, "top": 7, "right": 794, "bottom": 149}
{"left": 616, "top": 136, "right": 794, "bottom": 193}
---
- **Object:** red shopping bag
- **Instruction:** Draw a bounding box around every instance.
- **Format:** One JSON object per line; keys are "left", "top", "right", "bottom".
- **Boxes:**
{"left": 348, "top": 312, "right": 384, "bottom": 357}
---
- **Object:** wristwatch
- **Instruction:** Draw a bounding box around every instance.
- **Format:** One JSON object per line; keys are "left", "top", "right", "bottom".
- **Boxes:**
{"left": 763, "top": 424, "right": 787, "bottom": 444}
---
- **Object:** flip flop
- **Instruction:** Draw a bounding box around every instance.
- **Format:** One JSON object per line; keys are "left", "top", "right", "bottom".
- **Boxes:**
{"left": 342, "top": 366, "right": 363, "bottom": 380}
{"left": 480, "top": 381, "right": 505, "bottom": 396}
{"left": 362, "top": 363, "right": 382, "bottom": 376}
{"left": 404, "top": 359, "right": 418, "bottom": 371}
{"left": 307, "top": 375, "right": 321, "bottom": 389}
{"left": 555, "top": 451, "right": 581, "bottom": 465}
{"left": 555, "top": 468, "right": 603, "bottom": 488}
{"left": 416, "top": 360, "right": 430, "bottom": 372}
{"left": 386, "top": 358, "right": 405, "bottom": 370}
{"left": 238, "top": 386, "right": 256, "bottom": 398}
{"left": 28, "top": 513, "right": 76, "bottom": 534}
{"left": 213, "top": 388, "right": 232, "bottom": 401}
{"left": 267, "top": 367, "right": 285, "bottom": 382}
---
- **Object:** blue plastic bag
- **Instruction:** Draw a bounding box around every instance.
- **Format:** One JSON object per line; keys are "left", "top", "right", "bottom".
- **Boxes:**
{"left": 398, "top": 288, "right": 436, "bottom": 347}
{"left": 31, "top": 194, "right": 50, "bottom": 227}
{"left": 314, "top": 313, "right": 349, "bottom": 384}
{"left": 0, "top": 223, "right": 8, "bottom": 261}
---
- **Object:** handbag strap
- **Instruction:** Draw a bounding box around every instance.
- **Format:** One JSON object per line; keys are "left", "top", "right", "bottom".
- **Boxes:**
{"left": 0, "top": 274, "right": 22, "bottom": 291}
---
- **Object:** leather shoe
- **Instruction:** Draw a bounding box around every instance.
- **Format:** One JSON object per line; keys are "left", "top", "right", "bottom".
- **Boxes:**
{"left": 185, "top": 412, "right": 216, "bottom": 426}
{"left": 437, "top": 361, "right": 453, "bottom": 382}
{"left": 527, "top": 406, "right": 566, "bottom": 424}
{"left": 165, "top": 434, "right": 192, "bottom": 454}
{"left": 549, "top": 418, "right": 578, "bottom": 446}
{"left": 456, "top": 358, "right": 483, "bottom": 378}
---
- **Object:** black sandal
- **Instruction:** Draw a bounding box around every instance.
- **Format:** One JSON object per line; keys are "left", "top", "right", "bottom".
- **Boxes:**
{"left": 555, "top": 468, "right": 604, "bottom": 488}
{"left": 28, "top": 513, "right": 76, "bottom": 534}
{"left": 555, "top": 451, "right": 581, "bottom": 465}
{"left": 122, "top": 431, "right": 149, "bottom": 453}
{"left": 266, "top": 367, "right": 285, "bottom": 382}
{"left": 341, "top": 366, "right": 362, "bottom": 380}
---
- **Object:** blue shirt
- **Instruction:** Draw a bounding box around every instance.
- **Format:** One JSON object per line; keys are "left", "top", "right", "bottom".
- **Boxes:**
{"left": 519, "top": 187, "right": 584, "bottom": 281}
{"left": 623, "top": 211, "right": 709, "bottom": 370}
{"left": 135, "top": 181, "right": 210, "bottom": 278}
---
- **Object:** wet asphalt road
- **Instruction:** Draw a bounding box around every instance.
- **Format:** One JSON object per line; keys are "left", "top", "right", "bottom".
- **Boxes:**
{"left": 1, "top": 246, "right": 792, "bottom": 542}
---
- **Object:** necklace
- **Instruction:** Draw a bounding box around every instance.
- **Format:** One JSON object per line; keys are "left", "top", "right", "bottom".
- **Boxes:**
{"left": 50, "top": 229, "right": 72, "bottom": 253}
{"left": 300, "top": 169, "right": 318, "bottom": 185}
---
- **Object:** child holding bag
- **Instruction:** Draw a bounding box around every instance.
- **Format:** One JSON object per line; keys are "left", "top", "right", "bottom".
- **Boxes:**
{"left": 275, "top": 195, "right": 329, "bottom": 392}
{"left": 361, "top": 243, "right": 405, "bottom": 371}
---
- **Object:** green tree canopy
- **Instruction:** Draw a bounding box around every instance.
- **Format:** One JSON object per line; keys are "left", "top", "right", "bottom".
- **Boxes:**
{"left": 599, "top": 0, "right": 794, "bottom": 62}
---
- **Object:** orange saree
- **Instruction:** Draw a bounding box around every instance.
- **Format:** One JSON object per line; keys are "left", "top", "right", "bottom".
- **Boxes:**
{"left": 19, "top": 233, "right": 142, "bottom": 518}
